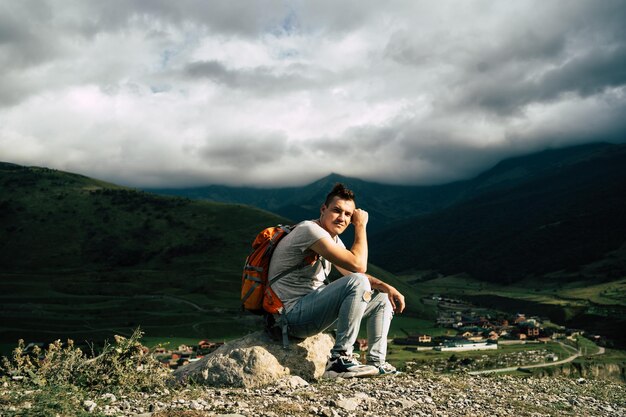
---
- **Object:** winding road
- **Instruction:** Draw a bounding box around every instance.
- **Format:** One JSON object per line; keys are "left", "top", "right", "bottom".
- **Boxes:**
{"left": 468, "top": 341, "right": 603, "bottom": 375}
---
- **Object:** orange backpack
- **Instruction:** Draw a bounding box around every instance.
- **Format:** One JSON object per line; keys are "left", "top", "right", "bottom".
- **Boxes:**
{"left": 241, "top": 224, "right": 320, "bottom": 316}
{"left": 241, "top": 225, "right": 293, "bottom": 315}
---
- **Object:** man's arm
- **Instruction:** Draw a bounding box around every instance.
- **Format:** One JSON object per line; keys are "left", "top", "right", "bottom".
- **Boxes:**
{"left": 334, "top": 264, "right": 406, "bottom": 314}
{"left": 309, "top": 208, "right": 369, "bottom": 273}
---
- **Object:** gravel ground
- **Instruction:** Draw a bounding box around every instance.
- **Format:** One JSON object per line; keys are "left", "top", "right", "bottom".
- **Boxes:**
{"left": 4, "top": 370, "right": 623, "bottom": 417}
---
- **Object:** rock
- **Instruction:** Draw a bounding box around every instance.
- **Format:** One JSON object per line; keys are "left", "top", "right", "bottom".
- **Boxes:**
{"left": 278, "top": 375, "right": 310, "bottom": 389}
{"left": 353, "top": 391, "right": 372, "bottom": 402}
{"left": 397, "top": 398, "right": 417, "bottom": 408}
{"left": 173, "top": 331, "right": 334, "bottom": 388}
{"left": 101, "top": 393, "right": 117, "bottom": 402}
{"left": 83, "top": 400, "right": 97, "bottom": 412}
{"left": 336, "top": 397, "right": 361, "bottom": 411}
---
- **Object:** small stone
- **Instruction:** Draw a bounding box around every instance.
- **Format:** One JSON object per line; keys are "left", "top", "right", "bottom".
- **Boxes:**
{"left": 397, "top": 398, "right": 416, "bottom": 408}
{"left": 336, "top": 397, "right": 360, "bottom": 411}
{"left": 83, "top": 400, "right": 97, "bottom": 413}
{"left": 284, "top": 375, "right": 310, "bottom": 389}
{"left": 191, "top": 401, "right": 204, "bottom": 410}
{"left": 354, "top": 392, "right": 372, "bottom": 401}
{"left": 320, "top": 407, "right": 333, "bottom": 417}
{"left": 101, "top": 393, "right": 117, "bottom": 402}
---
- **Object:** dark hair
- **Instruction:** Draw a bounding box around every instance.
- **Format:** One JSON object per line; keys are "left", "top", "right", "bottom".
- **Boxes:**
{"left": 324, "top": 183, "right": 355, "bottom": 206}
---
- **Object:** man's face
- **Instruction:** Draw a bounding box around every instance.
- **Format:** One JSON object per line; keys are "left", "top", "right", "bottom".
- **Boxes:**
{"left": 319, "top": 197, "right": 355, "bottom": 237}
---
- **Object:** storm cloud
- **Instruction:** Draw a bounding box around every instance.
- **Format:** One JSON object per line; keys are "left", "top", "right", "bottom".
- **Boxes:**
{"left": 0, "top": 0, "right": 625, "bottom": 187}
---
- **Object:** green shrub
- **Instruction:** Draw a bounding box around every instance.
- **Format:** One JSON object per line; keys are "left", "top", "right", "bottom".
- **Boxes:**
{"left": 1, "top": 328, "right": 171, "bottom": 393}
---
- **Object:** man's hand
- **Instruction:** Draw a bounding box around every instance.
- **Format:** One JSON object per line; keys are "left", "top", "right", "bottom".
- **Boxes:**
{"left": 386, "top": 286, "right": 405, "bottom": 314}
{"left": 366, "top": 274, "right": 406, "bottom": 314}
{"left": 351, "top": 208, "right": 369, "bottom": 228}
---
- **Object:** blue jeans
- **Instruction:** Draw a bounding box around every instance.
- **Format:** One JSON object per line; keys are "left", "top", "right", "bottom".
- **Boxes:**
{"left": 284, "top": 273, "right": 393, "bottom": 365}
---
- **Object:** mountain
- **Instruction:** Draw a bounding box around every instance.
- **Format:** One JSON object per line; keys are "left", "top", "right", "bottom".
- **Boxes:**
{"left": 148, "top": 172, "right": 468, "bottom": 252}
{"left": 369, "top": 143, "right": 626, "bottom": 283}
{"left": 149, "top": 143, "right": 618, "bottom": 227}
{"left": 148, "top": 142, "right": 626, "bottom": 283}
{"left": 149, "top": 172, "right": 467, "bottom": 232}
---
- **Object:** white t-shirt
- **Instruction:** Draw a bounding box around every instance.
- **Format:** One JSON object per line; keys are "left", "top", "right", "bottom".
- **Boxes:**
{"left": 268, "top": 220, "right": 345, "bottom": 313}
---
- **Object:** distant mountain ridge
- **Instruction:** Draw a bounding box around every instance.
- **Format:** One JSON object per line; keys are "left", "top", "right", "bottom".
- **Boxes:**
{"left": 149, "top": 142, "right": 617, "bottom": 225}
{"left": 149, "top": 142, "right": 626, "bottom": 283}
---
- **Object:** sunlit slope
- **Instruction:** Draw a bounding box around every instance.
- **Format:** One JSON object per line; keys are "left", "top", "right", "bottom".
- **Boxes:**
{"left": 0, "top": 162, "right": 288, "bottom": 343}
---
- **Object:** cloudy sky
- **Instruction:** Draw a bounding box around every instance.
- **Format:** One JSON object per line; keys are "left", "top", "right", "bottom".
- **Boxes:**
{"left": 1, "top": 1, "right": 625, "bottom": 187}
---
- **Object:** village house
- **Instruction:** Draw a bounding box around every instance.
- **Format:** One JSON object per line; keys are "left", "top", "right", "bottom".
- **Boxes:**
{"left": 526, "top": 326, "right": 540, "bottom": 337}
{"left": 487, "top": 331, "right": 499, "bottom": 340}
{"left": 197, "top": 340, "right": 223, "bottom": 356}
{"left": 566, "top": 329, "right": 585, "bottom": 340}
{"left": 436, "top": 316, "right": 456, "bottom": 326}
{"left": 467, "top": 334, "right": 485, "bottom": 342}
{"left": 514, "top": 313, "right": 527, "bottom": 324}
{"left": 516, "top": 321, "right": 541, "bottom": 338}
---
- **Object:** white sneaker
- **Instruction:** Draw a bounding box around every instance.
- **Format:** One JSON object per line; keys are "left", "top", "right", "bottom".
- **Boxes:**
{"left": 372, "top": 362, "right": 401, "bottom": 375}
{"left": 323, "top": 355, "right": 379, "bottom": 378}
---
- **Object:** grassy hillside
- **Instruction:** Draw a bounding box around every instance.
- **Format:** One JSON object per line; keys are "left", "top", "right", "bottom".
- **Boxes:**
{"left": 0, "top": 162, "right": 426, "bottom": 353}
{"left": 0, "top": 162, "right": 291, "bottom": 347}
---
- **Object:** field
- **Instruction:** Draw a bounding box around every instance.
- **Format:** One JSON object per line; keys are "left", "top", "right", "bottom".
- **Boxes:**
{"left": 386, "top": 340, "right": 570, "bottom": 368}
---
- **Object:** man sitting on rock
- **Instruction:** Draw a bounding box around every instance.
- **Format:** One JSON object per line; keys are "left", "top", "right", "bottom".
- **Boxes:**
{"left": 268, "top": 183, "right": 406, "bottom": 378}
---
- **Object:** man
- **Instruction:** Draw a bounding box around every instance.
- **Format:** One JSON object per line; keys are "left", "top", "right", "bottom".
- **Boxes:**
{"left": 268, "top": 183, "right": 406, "bottom": 378}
